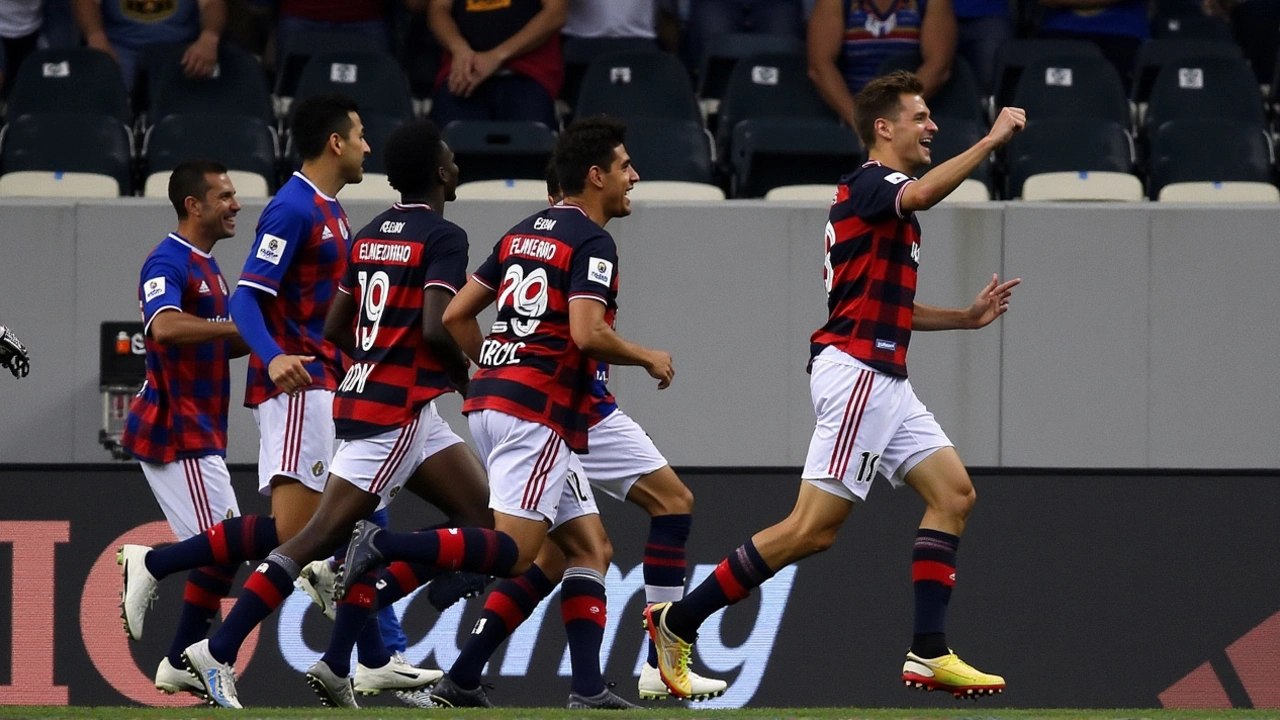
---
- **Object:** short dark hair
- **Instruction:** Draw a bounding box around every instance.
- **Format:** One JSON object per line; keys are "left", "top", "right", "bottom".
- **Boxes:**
{"left": 545, "top": 160, "right": 560, "bottom": 199}
{"left": 292, "top": 93, "right": 360, "bottom": 161}
{"left": 383, "top": 120, "right": 445, "bottom": 196}
{"left": 853, "top": 71, "right": 925, "bottom": 149}
{"left": 553, "top": 115, "right": 627, "bottom": 196}
{"left": 168, "top": 159, "right": 228, "bottom": 219}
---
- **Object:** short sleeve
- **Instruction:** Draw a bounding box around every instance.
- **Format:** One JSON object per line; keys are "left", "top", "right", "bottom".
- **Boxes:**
{"left": 238, "top": 202, "right": 310, "bottom": 295}
{"left": 568, "top": 232, "right": 618, "bottom": 305}
{"left": 337, "top": 249, "right": 357, "bottom": 296}
{"left": 140, "top": 256, "right": 187, "bottom": 334}
{"left": 471, "top": 240, "right": 502, "bottom": 291}
{"left": 425, "top": 225, "right": 469, "bottom": 294}
{"left": 849, "top": 166, "right": 915, "bottom": 224}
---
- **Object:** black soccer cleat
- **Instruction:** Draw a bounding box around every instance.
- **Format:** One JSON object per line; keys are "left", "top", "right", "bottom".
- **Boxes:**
{"left": 336, "top": 520, "right": 384, "bottom": 601}
{"left": 428, "top": 674, "right": 495, "bottom": 708}
{"left": 567, "top": 683, "right": 642, "bottom": 710}
{"left": 426, "top": 571, "right": 494, "bottom": 611}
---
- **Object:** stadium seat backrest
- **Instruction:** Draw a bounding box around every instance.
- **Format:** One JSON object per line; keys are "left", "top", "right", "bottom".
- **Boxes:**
{"left": 1147, "top": 118, "right": 1273, "bottom": 198}
{"left": 876, "top": 51, "right": 985, "bottom": 123}
{"left": 698, "top": 33, "right": 807, "bottom": 102}
{"left": 562, "top": 37, "right": 661, "bottom": 106}
{"left": 1154, "top": 14, "right": 1234, "bottom": 40}
{"left": 993, "top": 39, "right": 1103, "bottom": 109}
{"left": 1145, "top": 56, "right": 1265, "bottom": 131}
{"left": 442, "top": 121, "right": 557, "bottom": 183}
{"left": 150, "top": 44, "right": 273, "bottom": 126}
{"left": 359, "top": 115, "right": 409, "bottom": 176}
{"left": 7, "top": 48, "right": 131, "bottom": 124}
{"left": 1003, "top": 118, "right": 1132, "bottom": 198}
{"left": 622, "top": 118, "right": 713, "bottom": 184}
{"left": 293, "top": 51, "right": 414, "bottom": 123}
{"left": 1131, "top": 39, "right": 1243, "bottom": 103}
{"left": 717, "top": 51, "right": 835, "bottom": 158}
{"left": 145, "top": 114, "right": 278, "bottom": 191}
{"left": 574, "top": 50, "right": 700, "bottom": 123}
{"left": 276, "top": 30, "right": 385, "bottom": 97}
{"left": 731, "top": 118, "right": 861, "bottom": 198}
{"left": 1, "top": 113, "right": 133, "bottom": 194}
{"left": 928, "top": 117, "right": 992, "bottom": 192}
{"left": 1010, "top": 55, "right": 1130, "bottom": 126}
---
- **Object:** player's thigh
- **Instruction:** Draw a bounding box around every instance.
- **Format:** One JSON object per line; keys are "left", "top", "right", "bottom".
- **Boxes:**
{"left": 141, "top": 456, "right": 240, "bottom": 540}
{"left": 278, "top": 471, "right": 381, "bottom": 561}
{"left": 404, "top": 403, "right": 491, "bottom": 527}
{"left": 902, "top": 446, "right": 974, "bottom": 515}
{"left": 468, "top": 410, "right": 574, "bottom": 526}
{"left": 801, "top": 353, "right": 907, "bottom": 503}
{"left": 330, "top": 413, "right": 430, "bottom": 513}
{"left": 252, "top": 389, "right": 335, "bottom": 496}
{"left": 577, "top": 410, "right": 670, "bottom": 506}
{"left": 882, "top": 384, "right": 960, "bottom": 497}
{"left": 269, "top": 479, "right": 323, "bottom": 543}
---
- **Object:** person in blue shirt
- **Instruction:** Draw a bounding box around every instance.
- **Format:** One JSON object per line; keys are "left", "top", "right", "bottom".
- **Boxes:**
{"left": 1037, "top": 0, "right": 1150, "bottom": 90}
{"left": 71, "top": 0, "right": 224, "bottom": 89}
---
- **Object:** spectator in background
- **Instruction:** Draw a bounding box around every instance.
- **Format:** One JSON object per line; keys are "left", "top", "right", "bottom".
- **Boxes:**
{"left": 953, "top": 0, "right": 1011, "bottom": 92}
{"left": 0, "top": 0, "right": 44, "bottom": 94}
{"left": 419, "top": 0, "right": 565, "bottom": 130}
{"left": 807, "top": 0, "right": 956, "bottom": 127}
{"left": 564, "top": 0, "right": 657, "bottom": 41}
{"left": 274, "top": 0, "right": 390, "bottom": 55}
{"left": 1036, "top": 0, "right": 1149, "bottom": 90}
{"left": 686, "top": 0, "right": 804, "bottom": 69}
{"left": 72, "top": 0, "right": 224, "bottom": 89}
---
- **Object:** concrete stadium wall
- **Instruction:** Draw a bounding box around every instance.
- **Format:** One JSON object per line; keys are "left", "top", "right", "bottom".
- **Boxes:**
{"left": 0, "top": 198, "right": 1277, "bottom": 468}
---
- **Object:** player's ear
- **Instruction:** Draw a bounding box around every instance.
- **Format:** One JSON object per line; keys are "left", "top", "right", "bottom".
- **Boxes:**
{"left": 588, "top": 165, "right": 605, "bottom": 190}
{"left": 184, "top": 195, "right": 202, "bottom": 218}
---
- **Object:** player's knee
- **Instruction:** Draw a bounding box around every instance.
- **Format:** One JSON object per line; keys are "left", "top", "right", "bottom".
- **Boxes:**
{"left": 805, "top": 525, "right": 840, "bottom": 555}
{"left": 941, "top": 482, "right": 976, "bottom": 521}
{"left": 650, "top": 481, "right": 694, "bottom": 516}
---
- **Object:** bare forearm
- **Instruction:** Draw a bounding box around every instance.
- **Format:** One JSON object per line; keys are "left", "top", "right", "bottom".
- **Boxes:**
{"left": 428, "top": 5, "right": 471, "bottom": 55}
{"left": 916, "top": 59, "right": 952, "bottom": 99}
{"left": 72, "top": 0, "right": 108, "bottom": 42}
{"left": 492, "top": 7, "right": 565, "bottom": 63}
{"left": 445, "top": 318, "right": 484, "bottom": 363}
{"left": 905, "top": 136, "right": 996, "bottom": 210}
{"left": 577, "top": 325, "right": 653, "bottom": 367}
{"left": 809, "top": 62, "right": 857, "bottom": 127}
{"left": 152, "top": 315, "right": 240, "bottom": 345}
{"left": 198, "top": 0, "right": 226, "bottom": 40}
{"left": 424, "top": 331, "right": 471, "bottom": 387}
{"left": 912, "top": 302, "right": 973, "bottom": 331}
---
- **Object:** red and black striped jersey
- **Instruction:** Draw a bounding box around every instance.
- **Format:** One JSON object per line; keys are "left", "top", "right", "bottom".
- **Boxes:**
{"left": 811, "top": 161, "right": 921, "bottom": 377}
{"left": 462, "top": 203, "right": 618, "bottom": 452}
{"left": 333, "top": 203, "right": 469, "bottom": 439}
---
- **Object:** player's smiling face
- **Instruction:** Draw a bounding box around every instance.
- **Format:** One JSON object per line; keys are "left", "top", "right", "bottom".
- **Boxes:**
{"left": 890, "top": 94, "right": 937, "bottom": 170}
{"left": 202, "top": 173, "right": 240, "bottom": 240}
{"left": 604, "top": 144, "right": 639, "bottom": 218}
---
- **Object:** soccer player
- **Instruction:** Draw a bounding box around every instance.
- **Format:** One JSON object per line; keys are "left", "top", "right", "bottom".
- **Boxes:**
{"left": 646, "top": 71, "right": 1024, "bottom": 701}
{"left": 334, "top": 115, "right": 674, "bottom": 710}
{"left": 0, "top": 323, "right": 29, "bottom": 378}
{"left": 181, "top": 119, "right": 492, "bottom": 709}
{"left": 116, "top": 161, "right": 281, "bottom": 699}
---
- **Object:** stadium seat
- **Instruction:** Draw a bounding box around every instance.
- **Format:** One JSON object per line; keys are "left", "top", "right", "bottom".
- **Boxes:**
{"left": 143, "top": 170, "right": 271, "bottom": 198}
{"left": 993, "top": 39, "right": 1104, "bottom": 111}
{"left": 441, "top": 121, "right": 556, "bottom": 184}
{"left": 731, "top": 118, "right": 861, "bottom": 198}
{"left": 275, "top": 30, "right": 387, "bottom": 98}
{"left": 6, "top": 48, "right": 131, "bottom": 124}
{"left": 628, "top": 181, "right": 725, "bottom": 200}
{"left": 1020, "top": 171, "right": 1144, "bottom": 201}
{"left": 1144, "top": 56, "right": 1266, "bottom": 133}
{"left": 1003, "top": 118, "right": 1134, "bottom": 198}
{"left": 144, "top": 114, "right": 278, "bottom": 194}
{"left": 1131, "top": 39, "right": 1244, "bottom": 105}
{"left": 1147, "top": 118, "right": 1274, "bottom": 198}
{"left": 0, "top": 171, "right": 120, "bottom": 198}
{"left": 1157, "top": 181, "right": 1280, "bottom": 202}
{"left": 622, "top": 118, "right": 714, "bottom": 184}
{"left": 338, "top": 173, "right": 399, "bottom": 201}
{"left": 454, "top": 179, "right": 548, "bottom": 200}
{"left": 561, "top": 37, "right": 660, "bottom": 110}
{"left": 764, "top": 184, "right": 836, "bottom": 201}
{"left": 698, "top": 33, "right": 807, "bottom": 106}
{"left": 292, "top": 51, "right": 414, "bottom": 124}
{"left": 359, "top": 114, "right": 408, "bottom": 176}
{"left": 1, "top": 113, "right": 133, "bottom": 195}
{"left": 574, "top": 50, "right": 701, "bottom": 123}
{"left": 716, "top": 51, "right": 837, "bottom": 161}
{"left": 1153, "top": 14, "right": 1234, "bottom": 41}
{"left": 938, "top": 178, "right": 992, "bottom": 202}
{"left": 876, "top": 52, "right": 985, "bottom": 123}
{"left": 929, "top": 117, "right": 993, "bottom": 196}
{"left": 148, "top": 44, "right": 273, "bottom": 126}
{"left": 1009, "top": 55, "right": 1130, "bottom": 127}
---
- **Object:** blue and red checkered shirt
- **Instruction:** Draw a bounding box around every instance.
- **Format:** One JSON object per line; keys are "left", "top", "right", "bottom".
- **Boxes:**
{"left": 121, "top": 233, "right": 234, "bottom": 464}
{"left": 237, "top": 171, "right": 350, "bottom": 406}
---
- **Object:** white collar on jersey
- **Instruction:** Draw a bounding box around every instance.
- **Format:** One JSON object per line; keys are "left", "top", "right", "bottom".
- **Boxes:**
{"left": 552, "top": 201, "right": 588, "bottom": 217}
{"left": 292, "top": 171, "right": 336, "bottom": 202}
{"left": 167, "top": 232, "right": 211, "bottom": 258}
{"left": 394, "top": 202, "right": 432, "bottom": 211}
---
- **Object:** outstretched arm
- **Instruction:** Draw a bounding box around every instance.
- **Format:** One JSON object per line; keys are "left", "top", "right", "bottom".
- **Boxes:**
{"left": 900, "top": 107, "right": 1025, "bottom": 212}
{"left": 914, "top": 274, "right": 1020, "bottom": 331}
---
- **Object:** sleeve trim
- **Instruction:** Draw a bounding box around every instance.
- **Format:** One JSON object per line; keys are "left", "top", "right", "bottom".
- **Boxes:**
{"left": 471, "top": 274, "right": 496, "bottom": 291}
{"left": 237, "top": 279, "right": 279, "bottom": 297}
{"left": 568, "top": 292, "right": 608, "bottom": 305}
{"left": 424, "top": 280, "right": 459, "bottom": 294}
{"left": 143, "top": 305, "right": 182, "bottom": 335}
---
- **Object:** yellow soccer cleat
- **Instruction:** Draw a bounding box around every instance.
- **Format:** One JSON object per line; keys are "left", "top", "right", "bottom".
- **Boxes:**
{"left": 902, "top": 649, "right": 1006, "bottom": 699}
{"left": 642, "top": 602, "right": 693, "bottom": 699}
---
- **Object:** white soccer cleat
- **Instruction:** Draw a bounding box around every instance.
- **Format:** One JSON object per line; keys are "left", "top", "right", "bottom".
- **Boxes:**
{"left": 118, "top": 544, "right": 158, "bottom": 641}
{"left": 354, "top": 652, "right": 443, "bottom": 695}
{"left": 306, "top": 659, "right": 359, "bottom": 708}
{"left": 639, "top": 663, "right": 728, "bottom": 701}
{"left": 298, "top": 559, "right": 339, "bottom": 620}
{"left": 182, "top": 639, "right": 242, "bottom": 709}
{"left": 155, "top": 657, "right": 207, "bottom": 699}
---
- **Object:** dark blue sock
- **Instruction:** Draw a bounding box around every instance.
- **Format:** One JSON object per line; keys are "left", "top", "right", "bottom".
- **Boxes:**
{"left": 356, "top": 617, "right": 393, "bottom": 671}
{"left": 146, "top": 515, "right": 277, "bottom": 579}
{"left": 561, "top": 567, "right": 608, "bottom": 697}
{"left": 322, "top": 569, "right": 379, "bottom": 675}
{"left": 372, "top": 528, "right": 518, "bottom": 577}
{"left": 165, "top": 564, "right": 235, "bottom": 666}
{"left": 666, "top": 540, "right": 774, "bottom": 642}
{"left": 911, "top": 529, "right": 959, "bottom": 659}
{"left": 644, "top": 513, "right": 691, "bottom": 667}
{"left": 450, "top": 563, "right": 554, "bottom": 690}
{"left": 208, "top": 552, "right": 298, "bottom": 664}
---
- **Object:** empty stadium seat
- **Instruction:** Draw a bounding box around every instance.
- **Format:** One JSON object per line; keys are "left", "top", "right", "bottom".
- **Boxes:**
{"left": 717, "top": 51, "right": 837, "bottom": 161}
{"left": 731, "top": 118, "right": 861, "bottom": 198}
{"left": 1147, "top": 118, "right": 1274, "bottom": 198}
{"left": 1003, "top": 118, "right": 1134, "bottom": 198}
{"left": 628, "top": 182, "right": 725, "bottom": 200}
{"left": 0, "top": 171, "right": 120, "bottom": 198}
{"left": 148, "top": 44, "right": 273, "bottom": 126}
{"left": 561, "top": 37, "right": 660, "bottom": 109}
{"left": 359, "top": 114, "right": 408, "bottom": 176}
{"left": 763, "top": 184, "right": 836, "bottom": 201}
{"left": 144, "top": 114, "right": 278, "bottom": 194}
{"left": 1131, "top": 39, "right": 1244, "bottom": 105}
{"left": 1009, "top": 55, "right": 1130, "bottom": 127}
{"left": 1158, "top": 181, "right": 1280, "bottom": 202}
{"left": 454, "top": 179, "right": 548, "bottom": 200}
{"left": 292, "top": 51, "right": 414, "bottom": 124}
{"left": 698, "top": 33, "right": 807, "bottom": 105}
{"left": 622, "top": 118, "right": 714, "bottom": 184}
{"left": 143, "top": 170, "right": 271, "bottom": 198}
{"left": 442, "top": 121, "right": 556, "bottom": 183}
{"left": 7, "top": 48, "right": 131, "bottom": 124}
{"left": 1, "top": 113, "right": 133, "bottom": 195}
{"left": 929, "top": 117, "right": 993, "bottom": 196}
{"left": 574, "top": 50, "right": 701, "bottom": 123}
{"left": 876, "top": 52, "right": 985, "bottom": 123}
{"left": 1144, "top": 56, "right": 1265, "bottom": 132}
{"left": 276, "top": 30, "right": 387, "bottom": 98}
{"left": 938, "top": 178, "right": 992, "bottom": 202}
{"left": 1021, "top": 171, "right": 1144, "bottom": 201}
{"left": 1153, "top": 14, "right": 1234, "bottom": 40}
{"left": 993, "top": 39, "right": 1104, "bottom": 110}
{"left": 338, "top": 173, "right": 400, "bottom": 201}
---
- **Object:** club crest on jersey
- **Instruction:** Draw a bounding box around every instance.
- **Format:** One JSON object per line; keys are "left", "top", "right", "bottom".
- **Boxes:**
{"left": 257, "top": 234, "right": 287, "bottom": 265}
{"left": 219, "top": 276, "right": 229, "bottom": 294}
{"left": 588, "top": 257, "right": 614, "bottom": 286}
{"left": 388, "top": 486, "right": 400, "bottom": 500}
{"left": 340, "top": 221, "right": 351, "bottom": 240}
{"left": 144, "top": 277, "right": 166, "bottom": 302}
{"left": 312, "top": 461, "right": 325, "bottom": 477}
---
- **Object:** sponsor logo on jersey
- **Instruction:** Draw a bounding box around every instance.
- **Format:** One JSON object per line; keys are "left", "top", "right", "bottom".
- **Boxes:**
{"left": 588, "top": 257, "right": 614, "bottom": 286}
{"left": 256, "top": 234, "right": 288, "bottom": 265}
{"left": 885, "top": 172, "right": 911, "bottom": 185}
{"left": 380, "top": 220, "right": 406, "bottom": 234}
{"left": 533, "top": 217, "right": 557, "bottom": 231}
{"left": 144, "top": 277, "right": 166, "bottom": 302}
{"left": 321, "top": 226, "right": 334, "bottom": 241}
{"left": 198, "top": 280, "right": 211, "bottom": 295}
{"left": 875, "top": 339, "right": 897, "bottom": 351}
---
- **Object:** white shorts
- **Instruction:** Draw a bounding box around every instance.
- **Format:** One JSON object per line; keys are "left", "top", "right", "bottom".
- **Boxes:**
{"left": 578, "top": 409, "right": 669, "bottom": 502}
{"left": 330, "top": 402, "right": 465, "bottom": 510}
{"left": 801, "top": 346, "right": 953, "bottom": 503}
{"left": 468, "top": 409, "right": 597, "bottom": 526}
{"left": 141, "top": 456, "right": 240, "bottom": 540}
{"left": 252, "top": 389, "right": 336, "bottom": 495}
